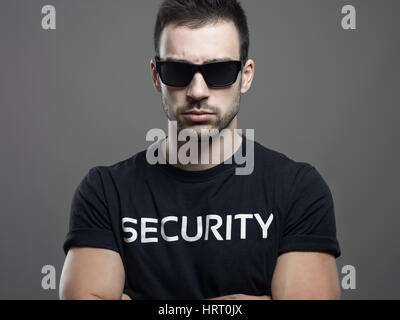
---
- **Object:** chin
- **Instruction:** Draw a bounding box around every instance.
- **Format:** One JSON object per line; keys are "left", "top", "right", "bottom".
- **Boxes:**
{"left": 178, "top": 123, "right": 220, "bottom": 138}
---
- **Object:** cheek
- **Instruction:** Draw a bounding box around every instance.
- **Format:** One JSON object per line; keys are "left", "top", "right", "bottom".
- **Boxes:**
{"left": 213, "top": 88, "right": 238, "bottom": 109}
{"left": 162, "top": 87, "right": 186, "bottom": 107}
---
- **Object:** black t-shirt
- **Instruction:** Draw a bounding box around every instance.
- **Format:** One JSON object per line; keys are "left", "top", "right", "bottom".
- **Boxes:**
{"left": 63, "top": 136, "right": 341, "bottom": 299}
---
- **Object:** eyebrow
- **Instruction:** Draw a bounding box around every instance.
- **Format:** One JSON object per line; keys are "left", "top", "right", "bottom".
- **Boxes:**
{"left": 164, "top": 57, "right": 234, "bottom": 63}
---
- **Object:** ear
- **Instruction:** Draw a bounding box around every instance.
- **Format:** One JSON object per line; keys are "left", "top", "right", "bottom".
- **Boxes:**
{"left": 150, "top": 58, "right": 162, "bottom": 92}
{"left": 240, "top": 59, "right": 255, "bottom": 94}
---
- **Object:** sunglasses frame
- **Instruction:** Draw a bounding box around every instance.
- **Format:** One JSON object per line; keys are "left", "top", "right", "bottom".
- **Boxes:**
{"left": 154, "top": 56, "right": 243, "bottom": 88}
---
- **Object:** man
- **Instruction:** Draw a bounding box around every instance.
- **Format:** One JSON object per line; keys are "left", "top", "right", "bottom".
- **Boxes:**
{"left": 60, "top": 0, "right": 341, "bottom": 300}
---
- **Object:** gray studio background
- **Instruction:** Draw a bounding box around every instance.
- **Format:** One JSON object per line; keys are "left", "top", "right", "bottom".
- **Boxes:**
{"left": 1, "top": 0, "right": 399, "bottom": 299}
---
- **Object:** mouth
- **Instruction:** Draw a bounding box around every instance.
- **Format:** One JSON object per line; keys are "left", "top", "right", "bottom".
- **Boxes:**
{"left": 183, "top": 110, "right": 215, "bottom": 115}
{"left": 182, "top": 110, "right": 215, "bottom": 123}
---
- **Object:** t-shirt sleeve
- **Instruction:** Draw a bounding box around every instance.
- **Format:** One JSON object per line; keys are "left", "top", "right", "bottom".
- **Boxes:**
{"left": 63, "top": 167, "right": 119, "bottom": 255}
{"left": 278, "top": 164, "right": 341, "bottom": 258}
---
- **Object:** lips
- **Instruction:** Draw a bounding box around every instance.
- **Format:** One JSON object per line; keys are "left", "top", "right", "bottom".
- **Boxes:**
{"left": 184, "top": 110, "right": 214, "bottom": 115}
{"left": 183, "top": 110, "right": 215, "bottom": 123}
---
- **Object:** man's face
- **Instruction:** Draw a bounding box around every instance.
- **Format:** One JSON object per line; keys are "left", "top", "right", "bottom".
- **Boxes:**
{"left": 154, "top": 21, "right": 244, "bottom": 136}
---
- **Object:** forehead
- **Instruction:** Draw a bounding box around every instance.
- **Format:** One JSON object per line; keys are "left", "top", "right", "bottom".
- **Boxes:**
{"left": 159, "top": 20, "right": 241, "bottom": 63}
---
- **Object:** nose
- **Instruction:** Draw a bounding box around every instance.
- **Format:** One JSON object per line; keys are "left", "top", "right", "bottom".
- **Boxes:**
{"left": 187, "top": 72, "right": 210, "bottom": 101}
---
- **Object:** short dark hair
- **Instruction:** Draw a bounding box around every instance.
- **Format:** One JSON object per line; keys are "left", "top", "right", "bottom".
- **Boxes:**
{"left": 154, "top": 0, "right": 250, "bottom": 64}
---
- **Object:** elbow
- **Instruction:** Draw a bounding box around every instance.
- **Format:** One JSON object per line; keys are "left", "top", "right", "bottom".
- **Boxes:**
{"left": 272, "top": 285, "right": 341, "bottom": 300}
{"left": 59, "top": 283, "right": 107, "bottom": 300}
{"left": 59, "top": 289, "right": 107, "bottom": 300}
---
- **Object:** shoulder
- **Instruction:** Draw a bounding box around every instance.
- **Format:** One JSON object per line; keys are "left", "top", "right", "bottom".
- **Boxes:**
{"left": 251, "top": 140, "right": 332, "bottom": 206}
{"left": 252, "top": 140, "right": 314, "bottom": 180}
{"left": 87, "top": 149, "right": 149, "bottom": 184}
{"left": 253, "top": 142, "right": 334, "bottom": 214}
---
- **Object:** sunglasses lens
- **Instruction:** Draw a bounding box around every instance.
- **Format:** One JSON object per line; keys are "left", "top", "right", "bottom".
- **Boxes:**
{"left": 157, "top": 59, "right": 241, "bottom": 87}
{"left": 203, "top": 61, "right": 240, "bottom": 87}
{"left": 159, "top": 62, "right": 193, "bottom": 87}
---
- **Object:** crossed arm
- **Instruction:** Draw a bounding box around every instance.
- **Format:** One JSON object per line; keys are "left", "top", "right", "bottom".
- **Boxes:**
{"left": 209, "top": 250, "right": 341, "bottom": 300}
{"left": 59, "top": 247, "right": 340, "bottom": 300}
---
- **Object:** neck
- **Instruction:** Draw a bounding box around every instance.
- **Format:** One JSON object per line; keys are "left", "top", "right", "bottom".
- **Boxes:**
{"left": 162, "top": 118, "right": 243, "bottom": 171}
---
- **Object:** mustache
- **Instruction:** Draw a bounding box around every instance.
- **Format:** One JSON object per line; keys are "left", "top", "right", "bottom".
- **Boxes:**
{"left": 177, "top": 103, "right": 219, "bottom": 114}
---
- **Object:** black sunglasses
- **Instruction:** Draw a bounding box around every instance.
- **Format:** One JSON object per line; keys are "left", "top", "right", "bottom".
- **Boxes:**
{"left": 155, "top": 56, "right": 243, "bottom": 88}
